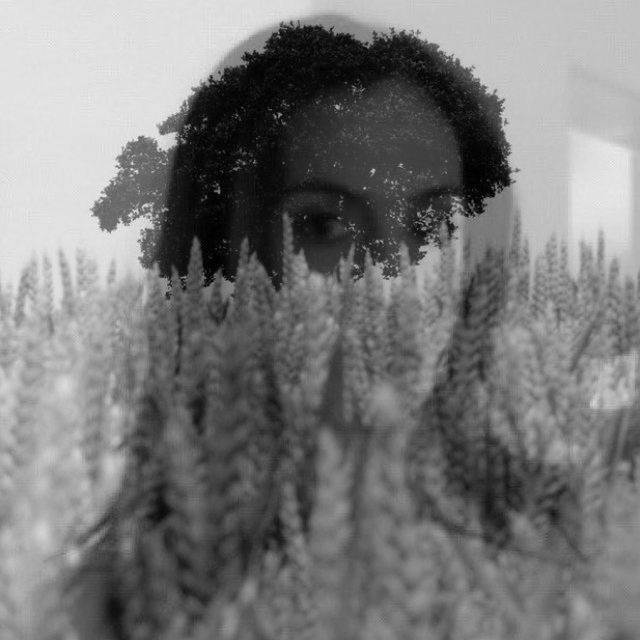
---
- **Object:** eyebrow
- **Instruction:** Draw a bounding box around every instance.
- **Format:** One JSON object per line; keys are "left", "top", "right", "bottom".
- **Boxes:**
{"left": 280, "top": 180, "right": 462, "bottom": 211}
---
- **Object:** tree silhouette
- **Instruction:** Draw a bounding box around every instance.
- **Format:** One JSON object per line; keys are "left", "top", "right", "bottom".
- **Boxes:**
{"left": 92, "top": 136, "right": 170, "bottom": 234}
{"left": 92, "top": 21, "right": 514, "bottom": 285}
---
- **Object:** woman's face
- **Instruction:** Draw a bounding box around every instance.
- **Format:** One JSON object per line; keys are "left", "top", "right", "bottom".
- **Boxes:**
{"left": 234, "top": 75, "right": 463, "bottom": 281}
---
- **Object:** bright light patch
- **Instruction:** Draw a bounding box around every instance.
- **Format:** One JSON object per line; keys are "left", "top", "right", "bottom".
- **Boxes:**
{"left": 569, "top": 130, "right": 633, "bottom": 277}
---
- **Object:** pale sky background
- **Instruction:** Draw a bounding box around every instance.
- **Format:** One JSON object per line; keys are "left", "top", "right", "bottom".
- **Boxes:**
{"left": 2, "top": 0, "right": 639, "bottom": 302}
{"left": 1, "top": 0, "right": 317, "bottom": 300}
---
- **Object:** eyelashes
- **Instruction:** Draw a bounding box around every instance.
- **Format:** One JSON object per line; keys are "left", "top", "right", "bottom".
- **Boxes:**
{"left": 292, "top": 207, "right": 453, "bottom": 243}
{"left": 281, "top": 191, "right": 464, "bottom": 244}
{"left": 292, "top": 211, "right": 352, "bottom": 242}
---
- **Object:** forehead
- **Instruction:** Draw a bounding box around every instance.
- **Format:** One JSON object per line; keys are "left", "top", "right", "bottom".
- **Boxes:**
{"left": 281, "top": 76, "right": 462, "bottom": 194}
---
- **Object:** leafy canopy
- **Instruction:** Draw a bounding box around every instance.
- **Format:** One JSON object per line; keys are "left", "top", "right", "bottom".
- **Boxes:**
{"left": 92, "top": 21, "right": 514, "bottom": 285}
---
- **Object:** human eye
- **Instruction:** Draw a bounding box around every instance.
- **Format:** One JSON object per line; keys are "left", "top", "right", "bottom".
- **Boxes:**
{"left": 294, "top": 211, "right": 351, "bottom": 242}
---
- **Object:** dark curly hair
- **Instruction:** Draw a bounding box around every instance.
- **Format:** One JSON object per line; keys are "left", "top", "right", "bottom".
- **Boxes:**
{"left": 155, "top": 13, "right": 514, "bottom": 287}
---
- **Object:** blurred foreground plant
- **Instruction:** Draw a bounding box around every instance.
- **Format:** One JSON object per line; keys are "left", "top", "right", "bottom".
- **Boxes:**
{"left": 1, "top": 214, "right": 640, "bottom": 639}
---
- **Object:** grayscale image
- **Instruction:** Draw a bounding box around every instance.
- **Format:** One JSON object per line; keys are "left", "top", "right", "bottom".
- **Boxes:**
{"left": 1, "top": 2, "right": 639, "bottom": 639}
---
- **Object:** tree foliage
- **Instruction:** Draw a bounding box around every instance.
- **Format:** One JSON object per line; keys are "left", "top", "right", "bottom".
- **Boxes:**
{"left": 91, "top": 136, "right": 171, "bottom": 236}
{"left": 91, "top": 21, "right": 514, "bottom": 285}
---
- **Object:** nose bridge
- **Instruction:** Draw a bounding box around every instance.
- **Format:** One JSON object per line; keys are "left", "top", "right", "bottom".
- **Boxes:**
{"left": 366, "top": 186, "right": 411, "bottom": 242}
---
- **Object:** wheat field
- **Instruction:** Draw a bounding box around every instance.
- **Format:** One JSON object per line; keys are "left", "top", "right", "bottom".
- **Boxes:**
{"left": 1, "top": 212, "right": 640, "bottom": 640}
